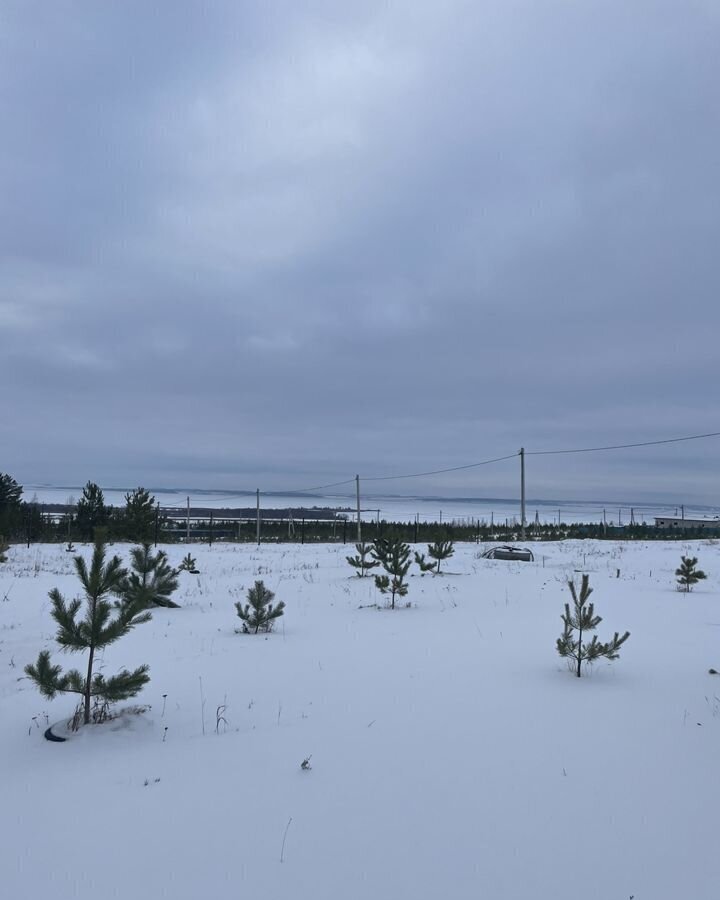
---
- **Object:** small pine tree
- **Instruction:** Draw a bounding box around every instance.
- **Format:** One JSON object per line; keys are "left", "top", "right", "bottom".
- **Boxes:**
{"left": 370, "top": 538, "right": 390, "bottom": 566}
{"left": 414, "top": 551, "right": 437, "bottom": 574}
{"left": 0, "top": 534, "right": 8, "bottom": 563}
{"left": 120, "top": 544, "right": 180, "bottom": 609}
{"left": 76, "top": 482, "right": 109, "bottom": 541}
{"left": 427, "top": 540, "right": 454, "bottom": 575}
{"left": 0, "top": 473, "right": 23, "bottom": 537}
{"left": 0, "top": 473, "right": 22, "bottom": 510}
{"left": 374, "top": 538, "right": 411, "bottom": 609}
{"left": 25, "top": 541, "right": 151, "bottom": 725}
{"left": 124, "top": 487, "right": 157, "bottom": 543}
{"left": 557, "top": 575, "right": 630, "bottom": 678}
{"left": 178, "top": 553, "right": 199, "bottom": 574}
{"left": 675, "top": 555, "right": 707, "bottom": 592}
{"left": 235, "top": 580, "right": 285, "bottom": 633}
{"left": 346, "top": 542, "right": 379, "bottom": 577}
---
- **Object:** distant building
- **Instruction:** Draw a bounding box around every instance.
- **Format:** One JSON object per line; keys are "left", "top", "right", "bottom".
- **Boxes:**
{"left": 654, "top": 516, "right": 720, "bottom": 530}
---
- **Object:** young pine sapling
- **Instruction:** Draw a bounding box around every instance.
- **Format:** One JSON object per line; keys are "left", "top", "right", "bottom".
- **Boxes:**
{"left": 235, "top": 580, "right": 285, "bottom": 633}
{"left": 427, "top": 540, "right": 454, "bottom": 575}
{"left": 178, "top": 553, "right": 200, "bottom": 575}
{"left": 675, "top": 555, "right": 707, "bottom": 592}
{"left": 373, "top": 538, "right": 411, "bottom": 609}
{"left": 346, "top": 542, "right": 379, "bottom": 577}
{"left": 119, "top": 544, "right": 180, "bottom": 609}
{"left": 414, "top": 551, "right": 437, "bottom": 575}
{"left": 25, "top": 541, "right": 151, "bottom": 726}
{"left": 556, "top": 574, "right": 630, "bottom": 678}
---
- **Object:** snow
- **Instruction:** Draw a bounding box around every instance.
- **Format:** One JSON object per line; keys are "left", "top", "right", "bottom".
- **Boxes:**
{"left": 1, "top": 539, "right": 718, "bottom": 899}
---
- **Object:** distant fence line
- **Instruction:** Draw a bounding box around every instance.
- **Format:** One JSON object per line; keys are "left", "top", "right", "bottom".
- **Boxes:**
{"left": 9, "top": 499, "right": 720, "bottom": 548}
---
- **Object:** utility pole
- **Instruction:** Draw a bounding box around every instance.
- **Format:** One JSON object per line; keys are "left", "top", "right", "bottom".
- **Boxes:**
{"left": 186, "top": 496, "right": 190, "bottom": 542}
{"left": 154, "top": 501, "right": 160, "bottom": 548}
{"left": 519, "top": 447, "right": 526, "bottom": 541}
{"left": 355, "top": 474, "right": 361, "bottom": 543}
{"left": 256, "top": 489, "right": 261, "bottom": 545}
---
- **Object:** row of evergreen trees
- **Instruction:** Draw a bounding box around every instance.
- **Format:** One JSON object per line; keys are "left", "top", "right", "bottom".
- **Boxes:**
{"left": 6, "top": 471, "right": 720, "bottom": 548}
{"left": 347, "top": 539, "right": 455, "bottom": 608}
{"left": 71, "top": 483, "right": 160, "bottom": 542}
{"left": 0, "top": 473, "right": 163, "bottom": 544}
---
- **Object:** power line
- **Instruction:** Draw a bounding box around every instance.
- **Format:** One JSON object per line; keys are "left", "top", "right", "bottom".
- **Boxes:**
{"left": 39, "top": 429, "right": 720, "bottom": 507}
{"left": 526, "top": 430, "right": 720, "bottom": 456}
{"left": 362, "top": 453, "right": 519, "bottom": 482}
{"left": 272, "top": 477, "right": 357, "bottom": 495}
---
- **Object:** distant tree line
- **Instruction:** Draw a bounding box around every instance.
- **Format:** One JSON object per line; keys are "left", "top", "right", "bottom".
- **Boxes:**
{"left": 0, "top": 476, "right": 162, "bottom": 545}
{"left": 3, "top": 471, "right": 720, "bottom": 546}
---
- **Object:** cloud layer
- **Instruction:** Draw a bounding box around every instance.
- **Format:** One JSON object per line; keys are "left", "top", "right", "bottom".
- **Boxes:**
{"left": 2, "top": 1, "right": 719, "bottom": 501}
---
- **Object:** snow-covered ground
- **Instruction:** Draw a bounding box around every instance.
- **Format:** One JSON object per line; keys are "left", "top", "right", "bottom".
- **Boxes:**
{"left": 1, "top": 539, "right": 718, "bottom": 900}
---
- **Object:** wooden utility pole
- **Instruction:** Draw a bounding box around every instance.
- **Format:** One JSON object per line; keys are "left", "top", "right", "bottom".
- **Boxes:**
{"left": 519, "top": 447, "right": 526, "bottom": 541}
{"left": 186, "top": 496, "right": 190, "bottom": 542}
{"left": 355, "top": 474, "right": 362, "bottom": 543}
{"left": 256, "top": 489, "right": 261, "bottom": 545}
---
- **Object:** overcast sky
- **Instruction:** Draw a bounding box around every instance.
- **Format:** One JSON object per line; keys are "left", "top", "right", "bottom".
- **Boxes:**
{"left": 2, "top": 1, "right": 719, "bottom": 503}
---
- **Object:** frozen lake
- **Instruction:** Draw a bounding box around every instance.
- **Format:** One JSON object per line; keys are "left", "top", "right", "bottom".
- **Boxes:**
{"left": 21, "top": 484, "right": 718, "bottom": 525}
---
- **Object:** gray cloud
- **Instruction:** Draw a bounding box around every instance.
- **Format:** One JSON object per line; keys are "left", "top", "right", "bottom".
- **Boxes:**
{"left": 2, "top": 1, "right": 720, "bottom": 502}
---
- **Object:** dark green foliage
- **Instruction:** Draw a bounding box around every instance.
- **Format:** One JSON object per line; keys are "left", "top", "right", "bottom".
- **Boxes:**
{"left": 25, "top": 541, "right": 151, "bottom": 725}
{"left": 370, "top": 538, "right": 390, "bottom": 565}
{"left": 373, "top": 538, "right": 411, "bottom": 609}
{"left": 120, "top": 544, "right": 180, "bottom": 609}
{"left": 428, "top": 540, "right": 454, "bottom": 574}
{"left": 346, "top": 542, "right": 379, "bottom": 577}
{"left": 414, "top": 551, "right": 437, "bottom": 574}
{"left": 0, "top": 473, "right": 22, "bottom": 509}
{"left": 124, "top": 487, "right": 157, "bottom": 543}
{"left": 556, "top": 575, "right": 630, "bottom": 678}
{"left": 675, "top": 556, "right": 707, "bottom": 592}
{"left": 235, "top": 580, "right": 285, "bottom": 633}
{"left": 76, "top": 482, "right": 109, "bottom": 541}
{"left": 0, "top": 535, "right": 8, "bottom": 563}
{"left": 178, "top": 553, "right": 199, "bottom": 574}
{"left": 22, "top": 501, "right": 45, "bottom": 543}
{"left": 0, "top": 473, "right": 22, "bottom": 537}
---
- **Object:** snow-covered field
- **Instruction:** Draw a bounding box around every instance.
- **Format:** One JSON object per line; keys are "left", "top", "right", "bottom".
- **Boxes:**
{"left": 2, "top": 539, "right": 718, "bottom": 900}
